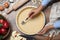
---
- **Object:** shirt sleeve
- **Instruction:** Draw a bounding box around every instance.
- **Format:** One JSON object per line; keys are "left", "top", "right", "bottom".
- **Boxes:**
{"left": 41, "top": 0, "right": 51, "bottom": 6}
{"left": 53, "top": 20, "right": 60, "bottom": 29}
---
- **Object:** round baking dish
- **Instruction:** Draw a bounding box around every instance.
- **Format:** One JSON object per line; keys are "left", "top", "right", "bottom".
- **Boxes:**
{"left": 16, "top": 6, "right": 45, "bottom": 35}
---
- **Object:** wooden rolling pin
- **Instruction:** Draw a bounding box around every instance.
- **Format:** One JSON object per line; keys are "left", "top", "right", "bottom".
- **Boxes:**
{"left": 7, "top": 0, "right": 29, "bottom": 14}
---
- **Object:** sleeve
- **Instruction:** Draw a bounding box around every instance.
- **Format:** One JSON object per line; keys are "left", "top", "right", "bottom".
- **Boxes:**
{"left": 41, "top": 0, "right": 51, "bottom": 6}
{"left": 53, "top": 20, "right": 60, "bottom": 29}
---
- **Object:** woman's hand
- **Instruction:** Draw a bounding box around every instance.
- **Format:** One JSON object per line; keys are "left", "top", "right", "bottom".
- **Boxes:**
{"left": 28, "top": 5, "right": 43, "bottom": 19}
{"left": 28, "top": 8, "right": 40, "bottom": 19}
{"left": 38, "top": 25, "right": 54, "bottom": 35}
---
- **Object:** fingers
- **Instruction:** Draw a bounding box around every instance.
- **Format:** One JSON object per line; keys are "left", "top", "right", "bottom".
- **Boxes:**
{"left": 38, "top": 26, "right": 48, "bottom": 35}
{"left": 29, "top": 11, "right": 34, "bottom": 19}
{"left": 30, "top": 12, "right": 37, "bottom": 18}
{"left": 38, "top": 29, "right": 46, "bottom": 35}
{"left": 29, "top": 12, "right": 34, "bottom": 17}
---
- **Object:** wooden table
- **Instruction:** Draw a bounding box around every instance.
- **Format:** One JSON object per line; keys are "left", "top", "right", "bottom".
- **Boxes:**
{"left": 2, "top": 0, "right": 60, "bottom": 40}
{"left": 3, "top": 0, "right": 39, "bottom": 40}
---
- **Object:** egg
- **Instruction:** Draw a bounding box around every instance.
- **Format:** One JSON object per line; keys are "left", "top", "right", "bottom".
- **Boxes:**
{"left": 0, "top": 6, "right": 4, "bottom": 11}
{"left": 4, "top": 2, "right": 9, "bottom": 8}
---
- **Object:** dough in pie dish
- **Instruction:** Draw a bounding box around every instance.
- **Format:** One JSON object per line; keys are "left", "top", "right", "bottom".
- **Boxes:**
{"left": 16, "top": 6, "right": 45, "bottom": 35}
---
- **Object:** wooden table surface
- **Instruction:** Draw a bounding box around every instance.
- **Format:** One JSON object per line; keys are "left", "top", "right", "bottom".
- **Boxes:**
{"left": 3, "top": 0, "right": 40, "bottom": 40}
{"left": 1, "top": 0, "right": 59, "bottom": 40}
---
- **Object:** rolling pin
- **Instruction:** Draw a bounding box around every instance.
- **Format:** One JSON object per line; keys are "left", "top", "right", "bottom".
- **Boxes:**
{"left": 7, "top": 0, "right": 29, "bottom": 14}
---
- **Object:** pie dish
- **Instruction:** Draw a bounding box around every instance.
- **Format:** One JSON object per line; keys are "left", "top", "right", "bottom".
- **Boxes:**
{"left": 16, "top": 6, "right": 45, "bottom": 35}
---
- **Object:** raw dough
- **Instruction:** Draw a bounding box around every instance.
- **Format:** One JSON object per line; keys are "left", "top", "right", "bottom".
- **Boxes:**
{"left": 17, "top": 6, "right": 45, "bottom": 35}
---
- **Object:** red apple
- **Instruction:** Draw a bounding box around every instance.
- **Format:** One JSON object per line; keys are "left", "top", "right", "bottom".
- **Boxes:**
{"left": 3, "top": 21, "right": 9, "bottom": 29}
{"left": 0, "top": 28, "right": 7, "bottom": 35}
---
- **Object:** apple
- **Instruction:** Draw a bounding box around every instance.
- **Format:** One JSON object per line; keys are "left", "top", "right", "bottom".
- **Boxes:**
{"left": 0, "top": 28, "right": 7, "bottom": 35}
